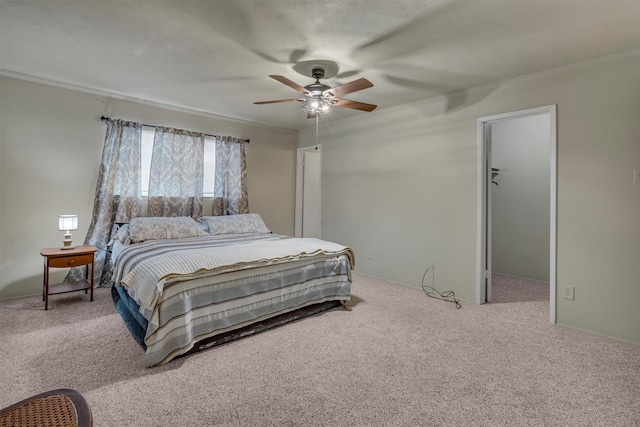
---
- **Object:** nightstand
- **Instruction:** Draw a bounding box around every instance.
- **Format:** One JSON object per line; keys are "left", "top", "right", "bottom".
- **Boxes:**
{"left": 40, "top": 245, "right": 97, "bottom": 310}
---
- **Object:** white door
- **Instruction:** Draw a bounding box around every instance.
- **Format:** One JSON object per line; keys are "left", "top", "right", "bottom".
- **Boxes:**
{"left": 302, "top": 151, "right": 321, "bottom": 238}
{"left": 295, "top": 146, "right": 322, "bottom": 238}
{"left": 485, "top": 124, "right": 493, "bottom": 303}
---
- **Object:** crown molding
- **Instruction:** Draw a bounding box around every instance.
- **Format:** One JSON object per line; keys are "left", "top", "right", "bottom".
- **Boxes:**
{"left": 0, "top": 69, "right": 285, "bottom": 130}
{"left": 3, "top": 47, "right": 638, "bottom": 133}
{"left": 305, "top": 47, "right": 640, "bottom": 132}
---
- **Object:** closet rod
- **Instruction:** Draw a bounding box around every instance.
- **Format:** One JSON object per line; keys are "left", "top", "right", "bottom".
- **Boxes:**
{"left": 99, "top": 116, "right": 250, "bottom": 143}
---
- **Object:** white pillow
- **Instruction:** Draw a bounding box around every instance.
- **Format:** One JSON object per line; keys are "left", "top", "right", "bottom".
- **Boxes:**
{"left": 200, "top": 213, "right": 271, "bottom": 235}
{"left": 128, "top": 217, "right": 207, "bottom": 243}
{"left": 108, "top": 223, "right": 131, "bottom": 246}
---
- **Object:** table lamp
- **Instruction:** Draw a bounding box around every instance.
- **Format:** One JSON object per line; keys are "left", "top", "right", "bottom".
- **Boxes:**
{"left": 58, "top": 214, "right": 78, "bottom": 249}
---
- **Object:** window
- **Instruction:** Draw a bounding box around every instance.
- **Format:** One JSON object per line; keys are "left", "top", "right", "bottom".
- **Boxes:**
{"left": 140, "top": 128, "right": 216, "bottom": 197}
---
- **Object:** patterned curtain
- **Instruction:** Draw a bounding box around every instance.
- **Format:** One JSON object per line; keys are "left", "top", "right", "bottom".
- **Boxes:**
{"left": 213, "top": 136, "right": 249, "bottom": 215}
{"left": 147, "top": 127, "right": 205, "bottom": 218}
{"left": 67, "top": 119, "right": 143, "bottom": 287}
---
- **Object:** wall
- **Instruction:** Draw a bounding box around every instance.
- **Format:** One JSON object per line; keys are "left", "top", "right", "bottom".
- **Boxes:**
{"left": 298, "top": 51, "right": 640, "bottom": 345}
{"left": 0, "top": 77, "right": 297, "bottom": 300}
{"left": 491, "top": 115, "right": 550, "bottom": 282}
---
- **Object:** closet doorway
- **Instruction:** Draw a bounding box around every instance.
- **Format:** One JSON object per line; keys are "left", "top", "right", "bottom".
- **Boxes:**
{"left": 476, "top": 105, "right": 557, "bottom": 324}
{"left": 295, "top": 145, "right": 322, "bottom": 238}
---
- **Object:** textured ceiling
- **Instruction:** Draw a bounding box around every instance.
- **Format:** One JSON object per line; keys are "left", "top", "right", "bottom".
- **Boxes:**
{"left": 1, "top": 0, "right": 639, "bottom": 130}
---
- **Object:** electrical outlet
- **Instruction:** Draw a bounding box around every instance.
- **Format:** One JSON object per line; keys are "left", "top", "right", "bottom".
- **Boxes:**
{"left": 367, "top": 249, "right": 374, "bottom": 260}
{"left": 563, "top": 286, "right": 575, "bottom": 301}
{"left": 633, "top": 168, "right": 640, "bottom": 183}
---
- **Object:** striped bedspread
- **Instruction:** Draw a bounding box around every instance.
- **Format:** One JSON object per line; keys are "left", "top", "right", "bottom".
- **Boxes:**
{"left": 112, "top": 233, "right": 354, "bottom": 367}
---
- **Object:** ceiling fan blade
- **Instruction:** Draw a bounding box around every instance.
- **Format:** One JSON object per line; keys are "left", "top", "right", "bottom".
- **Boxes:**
{"left": 254, "top": 98, "right": 303, "bottom": 105}
{"left": 269, "top": 75, "right": 308, "bottom": 94}
{"left": 333, "top": 98, "right": 377, "bottom": 112}
{"left": 325, "top": 78, "right": 373, "bottom": 97}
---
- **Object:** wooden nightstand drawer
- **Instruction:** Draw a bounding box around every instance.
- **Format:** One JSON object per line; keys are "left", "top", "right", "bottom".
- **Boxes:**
{"left": 48, "top": 254, "right": 94, "bottom": 268}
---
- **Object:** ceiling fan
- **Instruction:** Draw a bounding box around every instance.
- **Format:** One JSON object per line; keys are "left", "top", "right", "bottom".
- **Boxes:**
{"left": 254, "top": 68, "right": 377, "bottom": 118}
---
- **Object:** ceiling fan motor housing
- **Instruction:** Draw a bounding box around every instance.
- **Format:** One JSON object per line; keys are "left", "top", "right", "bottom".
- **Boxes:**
{"left": 305, "top": 68, "right": 331, "bottom": 94}
{"left": 311, "top": 68, "right": 325, "bottom": 80}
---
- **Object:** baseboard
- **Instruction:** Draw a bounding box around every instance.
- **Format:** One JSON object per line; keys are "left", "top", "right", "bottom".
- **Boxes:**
{"left": 492, "top": 272, "right": 550, "bottom": 285}
{"left": 555, "top": 322, "right": 640, "bottom": 347}
{"left": 351, "top": 271, "right": 475, "bottom": 304}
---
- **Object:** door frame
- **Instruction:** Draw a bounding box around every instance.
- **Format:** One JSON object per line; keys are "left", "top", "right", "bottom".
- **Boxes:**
{"left": 476, "top": 105, "right": 557, "bottom": 324}
{"left": 295, "top": 145, "right": 322, "bottom": 238}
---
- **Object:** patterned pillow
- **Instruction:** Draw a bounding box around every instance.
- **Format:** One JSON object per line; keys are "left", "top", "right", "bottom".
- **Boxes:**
{"left": 200, "top": 213, "right": 271, "bottom": 235}
{"left": 128, "top": 217, "right": 207, "bottom": 243}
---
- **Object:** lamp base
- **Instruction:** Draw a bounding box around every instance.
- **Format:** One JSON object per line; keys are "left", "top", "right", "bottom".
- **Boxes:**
{"left": 61, "top": 238, "right": 74, "bottom": 250}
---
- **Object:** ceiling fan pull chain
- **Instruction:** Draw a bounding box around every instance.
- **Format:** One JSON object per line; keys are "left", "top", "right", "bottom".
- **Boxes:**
{"left": 316, "top": 114, "right": 320, "bottom": 147}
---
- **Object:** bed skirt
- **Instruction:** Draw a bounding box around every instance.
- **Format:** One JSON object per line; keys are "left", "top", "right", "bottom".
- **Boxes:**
{"left": 111, "top": 285, "right": 342, "bottom": 361}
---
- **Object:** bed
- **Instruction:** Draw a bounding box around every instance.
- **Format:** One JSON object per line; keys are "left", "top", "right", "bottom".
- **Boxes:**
{"left": 108, "top": 215, "right": 354, "bottom": 367}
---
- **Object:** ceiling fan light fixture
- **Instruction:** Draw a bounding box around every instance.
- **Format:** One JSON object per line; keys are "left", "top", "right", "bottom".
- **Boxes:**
{"left": 302, "top": 94, "right": 332, "bottom": 115}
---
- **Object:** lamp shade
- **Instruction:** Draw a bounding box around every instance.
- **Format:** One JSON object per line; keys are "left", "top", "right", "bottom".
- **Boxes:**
{"left": 58, "top": 215, "right": 78, "bottom": 231}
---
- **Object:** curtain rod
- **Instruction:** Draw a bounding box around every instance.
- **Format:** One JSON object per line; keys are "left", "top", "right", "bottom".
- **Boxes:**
{"left": 100, "top": 116, "right": 250, "bottom": 143}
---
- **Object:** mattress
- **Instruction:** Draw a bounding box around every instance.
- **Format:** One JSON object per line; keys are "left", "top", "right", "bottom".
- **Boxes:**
{"left": 111, "top": 233, "right": 354, "bottom": 367}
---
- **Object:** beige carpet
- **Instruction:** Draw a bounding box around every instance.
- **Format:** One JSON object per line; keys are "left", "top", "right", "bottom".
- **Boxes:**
{"left": 1, "top": 273, "right": 638, "bottom": 426}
